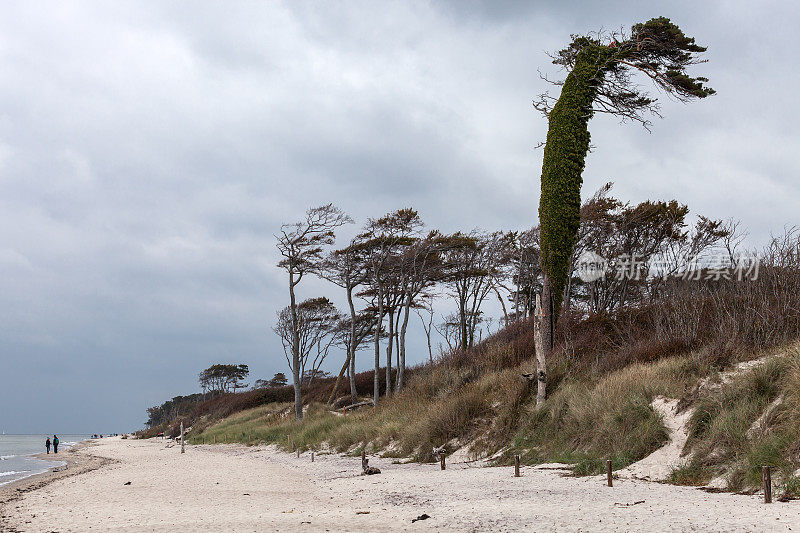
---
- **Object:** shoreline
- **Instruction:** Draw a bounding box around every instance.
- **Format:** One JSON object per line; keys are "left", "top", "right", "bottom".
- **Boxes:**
{"left": 3, "top": 436, "right": 800, "bottom": 531}
{"left": 0, "top": 441, "right": 112, "bottom": 508}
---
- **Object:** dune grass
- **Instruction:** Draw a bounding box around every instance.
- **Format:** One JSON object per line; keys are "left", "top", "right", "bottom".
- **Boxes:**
{"left": 674, "top": 345, "right": 800, "bottom": 493}
{"left": 509, "top": 354, "right": 708, "bottom": 474}
{"left": 189, "top": 353, "right": 708, "bottom": 473}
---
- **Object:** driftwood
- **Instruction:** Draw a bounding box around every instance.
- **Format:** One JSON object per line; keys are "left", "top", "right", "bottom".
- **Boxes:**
{"left": 344, "top": 400, "right": 374, "bottom": 411}
{"left": 332, "top": 400, "right": 374, "bottom": 414}
{"left": 361, "top": 458, "right": 381, "bottom": 475}
{"left": 361, "top": 449, "right": 380, "bottom": 475}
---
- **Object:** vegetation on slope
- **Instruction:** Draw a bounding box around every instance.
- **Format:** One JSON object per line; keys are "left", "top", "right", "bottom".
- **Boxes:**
{"left": 671, "top": 345, "right": 800, "bottom": 497}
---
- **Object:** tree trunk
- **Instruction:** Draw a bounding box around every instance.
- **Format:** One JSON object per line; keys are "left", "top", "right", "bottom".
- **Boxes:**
{"left": 562, "top": 269, "right": 573, "bottom": 313}
{"left": 373, "top": 286, "right": 384, "bottom": 406}
{"left": 534, "top": 292, "right": 546, "bottom": 406}
{"left": 327, "top": 350, "right": 351, "bottom": 405}
{"left": 328, "top": 284, "right": 358, "bottom": 404}
{"left": 349, "top": 341, "right": 357, "bottom": 402}
{"left": 493, "top": 284, "right": 509, "bottom": 329}
{"left": 397, "top": 293, "right": 412, "bottom": 391}
{"left": 289, "top": 273, "right": 303, "bottom": 420}
{"left": 385, "top": 308, "right": 394, "bottom": 397}
{"left": 459, "top": 295, "right": 468, "bottom": 351}
{"left": 394, "top": 310, "right": 400, "bottom": 381}
{"left": 541, "top": 274, "right": 554, "bottom": 353}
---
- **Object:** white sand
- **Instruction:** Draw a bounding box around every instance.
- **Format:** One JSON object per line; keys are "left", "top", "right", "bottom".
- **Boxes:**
{"left": 619, "top": 397, "right": 693, "bottom": 482}
{"left": 3, "top": 436, "right": 799, "bottom": 532}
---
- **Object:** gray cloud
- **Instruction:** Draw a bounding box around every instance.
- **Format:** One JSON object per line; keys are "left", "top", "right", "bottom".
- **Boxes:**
{"left": 1, "top": 1, "right": 797, "bottom": 433}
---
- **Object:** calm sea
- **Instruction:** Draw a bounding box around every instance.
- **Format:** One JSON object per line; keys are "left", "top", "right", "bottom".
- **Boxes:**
{"left": 0, "top": 434, "right": 90, "bottom": 486}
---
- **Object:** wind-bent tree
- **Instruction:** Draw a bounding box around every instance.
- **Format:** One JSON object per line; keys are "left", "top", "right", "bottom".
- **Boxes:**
{"left": 534, "top": 17, "right": 714, "bottom": 401}
{"left": 198, "top": 364, "right": 250, "bottom": 395}
{"left": 276, "top": 204, "right": 351, "bottom": 420}
{"left": 253, "top": 372, "right": 288, "bottom": 389}
{"left": 274, "top": 296, "right": 341, "bottom": 393}
{"left": 509, "top": 227, "right": 541, "bottom": 321}
{"left": 356, "top": 209, "right": 419, "bottom": 405}
{"left": 395, "top": 231, "right": 444, "bottom": 391}
{"left": 441, "top": 231, "right": 514, "bottom": 350}
{"left": 320, "top": 242, "right": 371, "bottom": 404}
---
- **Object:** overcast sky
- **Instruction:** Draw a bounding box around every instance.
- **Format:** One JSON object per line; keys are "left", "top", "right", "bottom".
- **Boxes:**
{"left": 1, "top": 1, "right": 798, "bottom": 434}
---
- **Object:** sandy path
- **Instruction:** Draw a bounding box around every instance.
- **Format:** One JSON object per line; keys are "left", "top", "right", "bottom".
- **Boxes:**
{"left": 619, "top": 397, "right": 693, "bottom": 482}
{"left": 3, "top": 437, "right": 799, "bottom": 532}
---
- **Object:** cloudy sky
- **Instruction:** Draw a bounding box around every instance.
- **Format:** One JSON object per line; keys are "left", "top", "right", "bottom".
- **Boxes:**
{"left": 1, "top": 1, "right": 797, "bottom": 433}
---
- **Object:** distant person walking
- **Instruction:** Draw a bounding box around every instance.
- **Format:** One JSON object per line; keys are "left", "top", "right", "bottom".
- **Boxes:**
{"left": 53, "top": 435, "right": 59, "bottom": 454}
{"left": 45, "top": 437, "right": 51, "bottom": 454}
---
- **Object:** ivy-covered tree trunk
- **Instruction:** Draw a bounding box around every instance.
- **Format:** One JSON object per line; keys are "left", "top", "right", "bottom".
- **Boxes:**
{"left": 539, "top": 45, "right": 609, "bottom": 353}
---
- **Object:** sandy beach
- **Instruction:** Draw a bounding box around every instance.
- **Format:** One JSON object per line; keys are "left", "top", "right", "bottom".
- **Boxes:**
{"left": 0, "top": 436, "right": 797, "bottom": 532}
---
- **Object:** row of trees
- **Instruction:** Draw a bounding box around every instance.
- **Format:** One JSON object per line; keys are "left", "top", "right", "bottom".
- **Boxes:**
{"left": 275, "top": 183, "right": 729, "bottom": 419}
{"left": 198, "top": 364, "right": 250, "bottom": 395}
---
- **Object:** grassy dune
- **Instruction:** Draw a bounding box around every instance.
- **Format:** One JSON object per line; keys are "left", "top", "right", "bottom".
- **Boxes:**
{"left": 671, "top": 344, "right": 800, "bottom": 496}
{"left": 183, "top": 331, "right": 800, "bottom": 499}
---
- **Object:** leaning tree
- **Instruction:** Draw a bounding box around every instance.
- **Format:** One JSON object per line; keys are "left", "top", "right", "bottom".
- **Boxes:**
{"left": 276, "top": 204, "right": 351, "bottom": 420}
{"left": 533, "top": 17, "right": 715, "bottom": 402}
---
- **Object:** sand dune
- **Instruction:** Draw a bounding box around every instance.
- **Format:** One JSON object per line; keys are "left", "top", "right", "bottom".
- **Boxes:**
{"left": 2, "top": 436, "right": 798, "bottom": 532}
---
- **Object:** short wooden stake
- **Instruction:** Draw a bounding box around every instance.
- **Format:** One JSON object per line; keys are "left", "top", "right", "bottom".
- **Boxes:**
{"left": 180, "top": 422, "right": 185, "bottom": 454}
{"left": 361, "top": 449, "right": 366, "bottom": 470}
{"left": 515, "top": 455, "right": 520, "bottom": 477}
{"left": 606, "top": 460, "right": 613, "bottom": 487}
{"left": 202, "top": 436, "right": 205, "bottom": 445}
{"left": 440, "top": 455, "right": 446, "bottom": 470}
{"left": 311, "top": 452, "right": 315, "bottom": 462}
{"left": 213, "top": 434, "right": 216, "bottom": 444}
{"left": 763, "top": 466, "right": 772, "bottom": 503}
{"left": 248, "top": 434, "right": 251, "bottom": 444}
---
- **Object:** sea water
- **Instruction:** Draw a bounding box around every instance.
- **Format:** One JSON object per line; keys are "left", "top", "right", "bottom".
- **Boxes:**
{"left": 0, "top": 434, "right": 90, "bottom": 486}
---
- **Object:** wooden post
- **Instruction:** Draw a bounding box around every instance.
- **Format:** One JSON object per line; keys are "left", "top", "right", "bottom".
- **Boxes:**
{"left": 440, "top": 454, "right": 446, "bottom": 470}
{"left": 248, "top": 434, "right": 251, "bottom": 444}
{"left": 213, "top": 434, "right": 216, "bottom": 444}
{"left": 515, "top": 455, "right": 520, "bottom": 477}
{"left": 202, "top": 436, "right": 205, "bottom": 445}
{"left": 763, "top": 466, "right": 772, "bottom": 503}
{"left": 311, "top": 452, "right": 315, "bottom": 462}
{"left": 180, "top": 422, "right": 185, "bottom": 454}
{"left": 606, "top": 460, "right": 613, "bottom": 487}
{"left": 343, "top": 406, "right": 346, "bottom": 415}
{"left": 361, "top": 449, "right": 366, "bottom": 470}
{"left": 296, "top": 448, "right": 300, "bottom": 458}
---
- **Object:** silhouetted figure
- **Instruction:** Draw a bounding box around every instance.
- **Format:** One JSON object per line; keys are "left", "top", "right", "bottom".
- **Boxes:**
{"left": 45, "top": 437, "right": 51, "bottom": 454}
{"left": 53, "top": 435, "right": 59, "bottom": 454}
